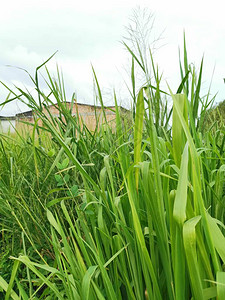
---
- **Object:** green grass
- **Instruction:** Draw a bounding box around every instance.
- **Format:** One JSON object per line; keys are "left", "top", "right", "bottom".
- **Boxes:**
{"left": 0, "top": 34, "right": 225, "bottom": 299}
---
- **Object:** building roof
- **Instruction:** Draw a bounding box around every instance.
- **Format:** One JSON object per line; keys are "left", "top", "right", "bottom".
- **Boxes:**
{"left": 0, "top": 116, "right": 16, "bottom": 120}
{"left": 16, "top": 111, "right": 33, "bottom": 118}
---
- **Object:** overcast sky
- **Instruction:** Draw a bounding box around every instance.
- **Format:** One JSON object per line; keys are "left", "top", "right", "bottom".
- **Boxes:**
{"left": 0, "top": 0, "right": 224, "bottom": 115}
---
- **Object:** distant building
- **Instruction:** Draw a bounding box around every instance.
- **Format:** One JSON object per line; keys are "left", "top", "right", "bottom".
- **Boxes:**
{"left": 15, "top": 102, "right": 128, "bottom": 132}
{"left": 0, "top": 116, "right": 16, "bottom": 133}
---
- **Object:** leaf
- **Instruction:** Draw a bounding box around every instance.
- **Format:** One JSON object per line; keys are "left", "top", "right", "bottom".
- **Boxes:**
{"left": 176, "top": 71, "right": 190, "bottom": 94}
{"left": 47, "top": 210, "right": 60, "bottom": 233}
{"left": 47, "top": 149, "right": 55, "bottom": 157}
{"left": 0, "top": 276, "right": 20, "bottom": 300}
{"left": 54, "top": 174, "right": 62, "bottom": 182}
{"left": 134, "top": 88, "right": 144, "bottom": 191}
{"left": 66, "top": 185, "right": 79, "bottom": 197}
{"left": 63, "top": 174, "right": 70, "bottom": 183}
{"left": 57, "top": 157, "right": 69, "bottom": 170}
{"left": 217, "top": 272, "right": 225, "bottom": 300}
{"left": 172, "top": 94, "right": 188, "bottom": 167}
{"left": 173, "top": 142, "right": 189, "bottom": 224}
{"left": 169, "top": 90, "right": 220, "bottom": 273}
{"left": 81, "top": 266, "right": 98, "bottom": 300}
{"left": 15, "top": 278, "right": 29, "bottom": 300}
{"left": 5, "top": 260, "right": 20, "bottom": 300}
{"left": 84, "top": 210, "right": 95, "bottom": 216}
{"left": 14, "top": 256, "right": 64, "bottom": 300}
{"left": 207, "top": 213, "right": 225, "bottom": 264}
{"left": 46, "top": 196, "right": 71, "bottom": 208}
{"left": 203, "top": 287, "right": 217, "bottom": 299}
{"left": 183, "top": 216, "right": 204, "bottom": 300}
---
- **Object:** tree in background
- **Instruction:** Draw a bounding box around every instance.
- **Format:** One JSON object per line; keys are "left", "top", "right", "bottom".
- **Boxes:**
{"left": 203, "top": 99, "right": 225, "bottom": 131}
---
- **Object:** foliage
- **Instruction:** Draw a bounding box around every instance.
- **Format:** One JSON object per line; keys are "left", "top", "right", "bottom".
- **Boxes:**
{"left": 0, "top": 33, "right": 225, "bottom": 300}
{"left": 203, "top": 99, "right": 225, "bottom": 132}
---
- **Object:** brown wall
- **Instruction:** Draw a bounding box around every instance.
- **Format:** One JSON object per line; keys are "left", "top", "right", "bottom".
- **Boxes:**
{"left": 16, "top": 103, "right": 118, "bottom": 132}
{"left": 15, "top": 116, "right": 35, "bottom": 133}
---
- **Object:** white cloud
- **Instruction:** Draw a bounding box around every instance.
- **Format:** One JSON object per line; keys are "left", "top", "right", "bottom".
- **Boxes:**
{"left": 5, "top": 46, "right": 42, "bottom": 68}
{"left": 0, "top": 0, "right": 224, "bottom": 116}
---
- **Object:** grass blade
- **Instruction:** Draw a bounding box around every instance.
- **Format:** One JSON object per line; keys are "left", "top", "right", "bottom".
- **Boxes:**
{"left": 134, "top": 88, "right": 144, "bottom": 191}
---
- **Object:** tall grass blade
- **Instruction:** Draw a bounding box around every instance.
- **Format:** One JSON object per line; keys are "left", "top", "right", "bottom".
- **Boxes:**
{"left": 183, "top": 216, "right": 204, "bottom": 300}
{"left": 173, "top": 142, "right": 189, "bottom": 224}
{"left": 134, "top": 88, "right": 144, "bottom": 191}
{"left": 0, "top": 276, "right": 20, "bottom": 300}
{"left": 172, "top": 94, "right": 188, "bottom": 166}
{"left": 217, "top": 272, "right": 225, "bottom": 299}
{"left": 169, "top": 90, "right": 221, "bottom": 273}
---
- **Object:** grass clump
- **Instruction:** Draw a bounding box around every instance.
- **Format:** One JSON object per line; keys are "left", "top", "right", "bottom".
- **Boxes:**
{"left": 0, "top": 32, "right": 225, "bottom": 300}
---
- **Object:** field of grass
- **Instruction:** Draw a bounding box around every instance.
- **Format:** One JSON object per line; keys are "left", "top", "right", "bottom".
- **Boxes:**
{"left": 0, "top": 36, "right": 225, "bottom": 299}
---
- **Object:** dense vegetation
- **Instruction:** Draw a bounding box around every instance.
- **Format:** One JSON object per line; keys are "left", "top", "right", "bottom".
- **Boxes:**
{"left": 0, "top": 35, "right": 225, "bottom": 300}
{"left": 203, "top": 100, "right": 225, "bottom": 132}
